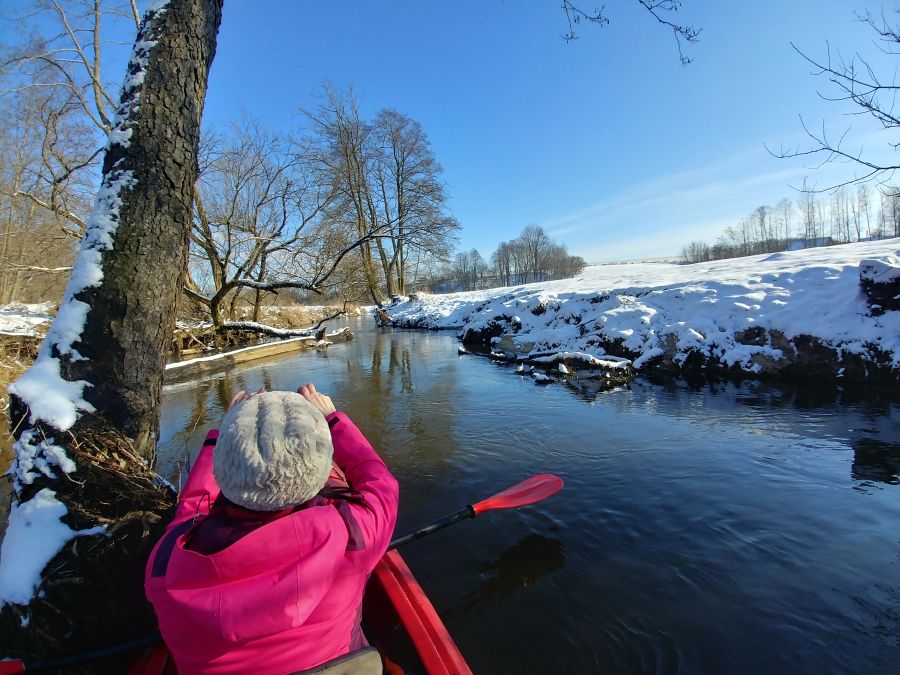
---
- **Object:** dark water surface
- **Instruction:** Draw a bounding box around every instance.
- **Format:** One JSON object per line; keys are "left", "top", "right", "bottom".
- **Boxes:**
{"left": 159, "top": 319, "right": 900, "bottom": 674}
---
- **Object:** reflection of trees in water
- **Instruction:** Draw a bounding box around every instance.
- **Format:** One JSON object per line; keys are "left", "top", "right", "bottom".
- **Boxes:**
{"left": 259, "top": 368, "right": 274, "bottom": 394}
{"left": 328, "top": 330, "right": 459, "bottom": 474}
{"left": 443, "top": 534, "right": 566, "bottom": 621}
{"left": 563, "top": 373, "right": 900, "bottom": 487}
{"left": 852, "top": 439, "right": 900, "bottom": 485}
{"left": 162, "top": 374, "right": 248, "bottom": 476}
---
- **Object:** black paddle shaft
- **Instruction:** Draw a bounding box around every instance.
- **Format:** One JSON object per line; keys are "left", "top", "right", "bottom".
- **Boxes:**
{"left": 388, "top": 505, "right": 476, "bottom": 550}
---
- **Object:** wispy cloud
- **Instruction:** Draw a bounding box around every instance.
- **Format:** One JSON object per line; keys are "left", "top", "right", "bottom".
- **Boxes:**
{"left": 541, "top": 140, "right": 893, "bottom": 263}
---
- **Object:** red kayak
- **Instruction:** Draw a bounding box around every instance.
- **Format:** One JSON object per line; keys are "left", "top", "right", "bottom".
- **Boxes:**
{"left": 352, "top": 548, "right": 472, "bottom": 675}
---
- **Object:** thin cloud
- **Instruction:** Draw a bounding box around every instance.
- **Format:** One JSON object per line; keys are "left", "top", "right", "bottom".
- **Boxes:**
{"left": 540, "top": 140, "right": 890, "bottom": 260}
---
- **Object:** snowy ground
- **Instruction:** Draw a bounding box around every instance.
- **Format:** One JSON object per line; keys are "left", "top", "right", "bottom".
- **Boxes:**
{"left": 0, "top": 303, "right": 54, "bottom": 337}
{"left": 390, "top": 239, "right": 900, "bottom": 378}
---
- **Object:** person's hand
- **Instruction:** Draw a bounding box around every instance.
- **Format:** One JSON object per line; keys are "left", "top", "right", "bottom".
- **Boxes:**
{"left": 298, "top": 382, "right": 336, "bottom": 416}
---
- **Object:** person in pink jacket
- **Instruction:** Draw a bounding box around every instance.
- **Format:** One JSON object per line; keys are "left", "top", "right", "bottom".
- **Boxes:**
{"left": 145, "top": 383, "right": 399, "bottom": 674}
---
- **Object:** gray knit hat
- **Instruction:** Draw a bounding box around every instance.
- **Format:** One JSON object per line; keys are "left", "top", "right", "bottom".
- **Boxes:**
{"left": 213, "top": 391, "right": 334, "bottom": 511}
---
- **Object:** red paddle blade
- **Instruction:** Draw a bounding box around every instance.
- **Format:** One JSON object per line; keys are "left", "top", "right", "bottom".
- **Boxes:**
{"left": 472, "top": 474, "right": 564, "bottom": 515}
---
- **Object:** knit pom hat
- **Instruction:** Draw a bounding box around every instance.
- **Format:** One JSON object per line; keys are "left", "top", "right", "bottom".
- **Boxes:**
{"left": 213, "top": 391, "right": 334, "bottom": 511}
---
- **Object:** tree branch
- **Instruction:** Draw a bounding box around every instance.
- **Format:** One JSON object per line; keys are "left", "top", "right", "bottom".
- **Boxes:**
{"left": 12, "top": 190, "right": 87, "bottom": 232}
{"left": 637, "top": 0, "right": 701, "bottom": 65}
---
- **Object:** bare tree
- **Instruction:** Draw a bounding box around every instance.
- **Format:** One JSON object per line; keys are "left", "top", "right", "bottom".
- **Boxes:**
{"left": 372, "top": 109, "right": 458, "bottom": 296}
{"left": 772, "top": 10, "right": 900, "bottom": 190}
{"left": 187, "top": 120, "right": 339, "bottom": 328}
{"left": 856, "top": 183, "right": 871, "bottom": 238}
{"left": 681, "top": 240, "right": 711, "bottom": 264}
{"left": 775, "top": 197, "right": 793, "bottom": 246}
{"left": 519, "top": 224, "right": 552, "bottom": 282}
{"left": 304, "top": 87, "right": 388, "bottom": 304}
{"left": 1, "top": 1, "right": 142, "bottom": 234}
{"left": 491, "top": 241, "right": 514, "bottom": 286}
{"left": 880, "top": 185, "right": 900, "bottom": 237}
{"left": 452, "top": 250, "right": 473, "bottom": 290}
{"left": 0, "top": 87, "right": 81, "bottom": 302}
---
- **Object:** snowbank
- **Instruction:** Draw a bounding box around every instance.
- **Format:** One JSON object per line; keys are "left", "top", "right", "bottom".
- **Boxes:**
{"left": 0, "top": 303, "right": 54, "bottom": 337}
{"left": 390, "top": 239, "right": 900, "bottom": 381}
{"left": 0, "top": 489, "right": 105, "bottom": 606}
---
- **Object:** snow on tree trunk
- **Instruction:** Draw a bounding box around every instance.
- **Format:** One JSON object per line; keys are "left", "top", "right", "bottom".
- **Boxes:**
{"left": 1, "top": 0, "right": 223, "bottom": 664}
{"left": 10, "top": 0, "right": 222, "bottom": 454}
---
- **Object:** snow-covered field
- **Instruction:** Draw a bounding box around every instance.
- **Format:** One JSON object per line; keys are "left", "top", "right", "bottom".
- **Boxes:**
{"left": 390, "top": 239, "right": 900, "bottom": 378}
{"left": 0, "top": 303, "right": 54, "bottom": 337}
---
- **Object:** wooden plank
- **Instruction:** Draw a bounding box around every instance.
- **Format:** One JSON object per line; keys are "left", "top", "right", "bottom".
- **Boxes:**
{"left": 164, "top": 329, "right": 352, "bottom": 382}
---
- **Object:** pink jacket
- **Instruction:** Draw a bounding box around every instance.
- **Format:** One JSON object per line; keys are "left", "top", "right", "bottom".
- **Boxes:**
{"left": 145, "top": 412, "right": 399, "bottom": 675}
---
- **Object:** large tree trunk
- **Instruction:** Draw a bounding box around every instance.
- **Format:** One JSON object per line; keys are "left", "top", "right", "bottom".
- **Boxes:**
{"left": 360, "top": 241, "right": 384, "bottom": 305}
{"left": 251, "top": 253, "right": 269, "bottom": 322}
{"left": 374, "top": 238, "right": 398, "bottom": 297}
{"left": 67, "top": 0, "right": 222, "bottom": 456}
{"left": 1, "top": 0, "right": 223, "bottom": 668}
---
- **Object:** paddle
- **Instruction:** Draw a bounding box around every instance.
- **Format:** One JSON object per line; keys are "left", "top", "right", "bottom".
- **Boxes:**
{"left": 1, "top": 474, "right": 563, "bottom": 673}
{"left": 388, "top": 473, "right": 564, "bottom": 549}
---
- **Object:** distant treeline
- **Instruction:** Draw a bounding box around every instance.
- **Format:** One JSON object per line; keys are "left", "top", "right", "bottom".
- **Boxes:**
{"left": 681, "top": 184, "right": 900, "bottom": 263}
{"left": 421, "top": 225, "right": 586, "bottom": 293}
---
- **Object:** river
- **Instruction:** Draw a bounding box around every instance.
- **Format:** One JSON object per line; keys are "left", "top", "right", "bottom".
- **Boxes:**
{"left": 159, "top": 318, "right": 900, "bottom": 674}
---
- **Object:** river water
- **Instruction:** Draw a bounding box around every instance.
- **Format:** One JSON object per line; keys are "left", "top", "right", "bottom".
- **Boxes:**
{"left": 159, "top": 318, "right": 900, "bottom": 674}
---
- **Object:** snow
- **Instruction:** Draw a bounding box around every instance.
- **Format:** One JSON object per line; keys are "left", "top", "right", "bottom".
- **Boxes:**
{"left": 531, "top": 351, "right": 631, "bottom": 370}
{"left": 0, "top": 489, "right": 105, "bottom": 606}
{"left": 390, "top": 240, "right": 900, "bottom": 373}
{"left": 860, "top": 256, "right": 900, "bottom": 283}
{"left": 0, "top": 303, "right": 53, "bottom": 337}
{"left": 8, "top": 343, "right": 97, "bottom": 434}
{"left": 10, "top": 429, "right": 78, "bottom": 489}
{"left": 222, "top": 320, "right": 324, "bottom": 337}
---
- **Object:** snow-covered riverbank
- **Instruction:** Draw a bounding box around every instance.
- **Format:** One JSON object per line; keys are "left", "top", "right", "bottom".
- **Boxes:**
{"left": 390, "top": 240, "right": 900, "bottom": 383}
{"left": 0, "top": 303, "right": 54, "bottom": 337}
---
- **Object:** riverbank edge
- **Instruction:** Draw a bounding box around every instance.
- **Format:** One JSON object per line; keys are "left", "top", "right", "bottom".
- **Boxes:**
{"left": 389, "top": 320, "right": 900, "bottom": 388}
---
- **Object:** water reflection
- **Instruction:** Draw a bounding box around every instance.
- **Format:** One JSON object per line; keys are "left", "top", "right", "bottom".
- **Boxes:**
{"left": 852, "top": 439, "right": 900, "bottom": 484}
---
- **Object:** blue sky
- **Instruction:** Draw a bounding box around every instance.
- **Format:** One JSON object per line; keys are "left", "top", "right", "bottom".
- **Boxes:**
{"left": 5, "top": 0, "right": 897, "bottom": 262}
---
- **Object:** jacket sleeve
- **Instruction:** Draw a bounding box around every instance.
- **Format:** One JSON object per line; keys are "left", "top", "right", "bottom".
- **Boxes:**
{"left": 171, "top": 429, "right": 221, "bottom": 524}
{"left": 326, "top": 412, "right": 399, "bottom": 561}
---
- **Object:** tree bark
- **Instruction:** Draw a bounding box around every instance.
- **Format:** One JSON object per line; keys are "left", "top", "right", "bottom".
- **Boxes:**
{"left": 64, "top": 0, "right": 223, "bottom": 455}
{"left": 360, "top": 241, "right": 383, "bottom": 305}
